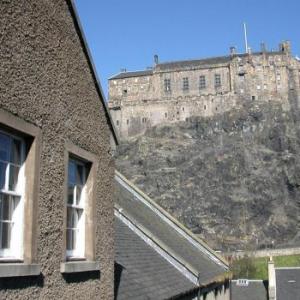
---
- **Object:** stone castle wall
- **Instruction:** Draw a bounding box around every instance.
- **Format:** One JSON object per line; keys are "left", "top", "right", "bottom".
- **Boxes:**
{"left": 109, "top": 43, "right": 300, "bottom": 140}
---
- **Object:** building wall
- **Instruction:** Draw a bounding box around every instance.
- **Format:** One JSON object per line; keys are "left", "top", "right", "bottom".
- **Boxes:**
{"left": 109, "top": 44, "right": 300, "bottom": 140}
{"left": 0, "top": 1, "right": 114, "bottom": 299}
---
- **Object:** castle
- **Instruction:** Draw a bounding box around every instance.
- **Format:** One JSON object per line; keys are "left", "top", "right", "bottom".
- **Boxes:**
{"left": 108, "top": 41, "right": 300, "bottom": 140}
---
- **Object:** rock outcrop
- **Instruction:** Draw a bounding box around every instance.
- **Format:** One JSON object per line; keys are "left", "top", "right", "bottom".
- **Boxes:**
{"left": 116, "top": 101, "right": 300, "bottom": 250}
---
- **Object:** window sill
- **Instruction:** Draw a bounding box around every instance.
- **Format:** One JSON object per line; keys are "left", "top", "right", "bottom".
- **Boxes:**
{"left": 0, "top": 263, "right": 41, "bottom": 278}
{"left": 60, "top": 261, "right": 99, "bottom": 273}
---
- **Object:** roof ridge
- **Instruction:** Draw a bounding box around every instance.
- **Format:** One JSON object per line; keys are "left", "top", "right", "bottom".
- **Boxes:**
{"left": 115, "top": 170, "right": 229, "bottom": 268}
{"left": 115, "top": 206, "right": 199, "bottom": 284}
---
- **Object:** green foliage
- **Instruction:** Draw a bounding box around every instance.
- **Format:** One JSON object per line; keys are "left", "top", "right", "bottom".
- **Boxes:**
{"left": 230, "top": 254, "right": 300, "bottom": 280}
{"left": 231, "top": 256, "right": 257, "bottom": 279}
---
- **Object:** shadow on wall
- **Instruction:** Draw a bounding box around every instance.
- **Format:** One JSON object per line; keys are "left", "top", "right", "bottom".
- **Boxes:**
{"left": 0, "top": 273, "right": 44, "bottom": 290}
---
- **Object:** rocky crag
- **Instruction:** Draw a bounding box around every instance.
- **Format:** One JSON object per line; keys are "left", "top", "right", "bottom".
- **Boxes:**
{"left": 116, "top": 101, "right": 300, "bottom": 250}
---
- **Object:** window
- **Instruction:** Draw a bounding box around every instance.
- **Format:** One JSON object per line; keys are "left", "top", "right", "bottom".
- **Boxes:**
{"left": 142, "top": 117, "right": 147, "bottom": 123}
{"left": 182, "top": 77, "right": 189, "bottom": 91}
{"left": 122, "top": 89, "right": 127, "bottom": 96}
{"left": 116, "top": 120, "right": 119, "bottom": 126}
{"left": 164, "top": 79, "right": 171, "bottom": 93}
{"left": 165, "top": 113, "right": 168, "bottom": 118}
{"left": 61, "top": 141, "right": 99, "bottom": 273}
{"left": 215, "top": 74, "right": 221, "bottom": 87}
{"left": 199, "top": 75, "right": 206, "bottom": 89}
{"left": 0, "top": 131, "right": 25, "bottom": 259}
{"left": 66, "top": 158, "right": 86, "bottom": 259}
{"left": 252, "top": 96, "right": 256, "bottom": 100}
{"left": 204, "top": 105, "right": 206, "bottom": 110}
{"left": 126, "top": 119, "right": 129, "bottom": 125}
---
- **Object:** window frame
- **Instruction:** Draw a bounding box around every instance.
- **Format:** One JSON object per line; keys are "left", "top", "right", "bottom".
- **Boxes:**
{"left": 182, "top": 77, "right": 189, "bottom": 91}
{"left": 164, "top": 79, "right": 171, "bottom": 93}
{"left": 63, "top": 141, "right": 98, "bottom": 266}
{"left": 66, "top": 158, "right": 87, "bottom": 259}
{"left": 0, "top": 130, "right": 26, "bottom": 260}
{"left": 199, "top": 75, "right": 206, "bottom": 90}
{"left": 215, "top": 74, "right": 221, "bottom": 88}
{"left": 0, "top": 108, "right": 41, "bottom": 277}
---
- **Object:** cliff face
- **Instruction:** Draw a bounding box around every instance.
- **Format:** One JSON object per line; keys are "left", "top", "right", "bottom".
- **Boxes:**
{"left": 116, "top": 101, "right": 300, "bottom": 250}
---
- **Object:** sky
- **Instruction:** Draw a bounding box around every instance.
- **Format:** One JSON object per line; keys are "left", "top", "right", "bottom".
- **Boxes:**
{"left": 75, "top": 0, "right": 300, "bottom": 98}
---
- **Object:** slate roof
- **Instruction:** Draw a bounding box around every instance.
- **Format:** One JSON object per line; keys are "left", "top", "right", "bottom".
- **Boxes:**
{"left": 155, "top": 56, "right": 231, "bottom": 71}
{"left": 109, "top": 70, "right": 153, "bottom": 80}
{"left": 114, "top": 171, "right": 230, "bottom": 288}
{"left": 276, "top": 268, "right": 300, "bottom": 300}
{"left": 115, "top": 217, "right": 197, "bottom": 300}
{"left": 231, "top": 280, "right": 268, "bottom": 300}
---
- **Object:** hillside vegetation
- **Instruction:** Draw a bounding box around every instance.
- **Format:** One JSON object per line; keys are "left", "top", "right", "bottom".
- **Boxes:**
{"left": 116, "top": 101, "right": 300, "bottom": 250}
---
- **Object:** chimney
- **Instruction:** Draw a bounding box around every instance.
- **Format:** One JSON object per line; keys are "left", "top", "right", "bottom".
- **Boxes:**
{"left": 120, "top": 68, "right": 127, "bottom": 73}
{"left": 261, "top": 42, "right": 267, "bottom": 53}
{"left": 230, "top": 46, "right": 237, "bottom": 56}
{"left": 280, "top": 40, "right": 291, "bottom": 55}
{"left": 154, "top": 54, "right": 159, "bottom": 65}
{"left": 268, "top": 257, "right": 276, "bottom": 300}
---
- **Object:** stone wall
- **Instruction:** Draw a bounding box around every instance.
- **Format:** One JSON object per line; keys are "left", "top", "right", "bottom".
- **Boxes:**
{"left": 109, "top": 43, "right": 300, "bottom": 140}
{"left": 0, "top": 1, "right": 114, "bottom": 299}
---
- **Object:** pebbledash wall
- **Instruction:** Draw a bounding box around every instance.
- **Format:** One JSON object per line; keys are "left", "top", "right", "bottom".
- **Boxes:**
{"left": 0, "top": 1, "right": 116, "bottom": 299}
{"left": 108, "top": 42, "right": 300, "bottom": 140}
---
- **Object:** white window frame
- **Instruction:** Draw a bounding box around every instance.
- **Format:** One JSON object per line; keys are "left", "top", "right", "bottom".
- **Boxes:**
{"left": 66, "top": 158, "right": 86, "bottom": 259}
{"left": 0, "top": 129, "right": 25, "bottom": 260}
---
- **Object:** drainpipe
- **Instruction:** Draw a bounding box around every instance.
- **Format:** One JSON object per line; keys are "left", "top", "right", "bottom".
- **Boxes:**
{"left": 268, "top": 257, "right": 276, "bottom": 300}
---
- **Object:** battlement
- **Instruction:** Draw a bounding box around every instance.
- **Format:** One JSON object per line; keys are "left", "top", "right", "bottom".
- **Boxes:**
{"left": 108, "top": 41, "right": 300, "bottom": 140}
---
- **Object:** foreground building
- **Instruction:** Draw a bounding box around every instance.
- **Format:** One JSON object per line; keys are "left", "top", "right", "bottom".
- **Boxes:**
{"left": 0, "top": 0, "right": 117, "bottom": 299}
{"left": 114, "top": 171, "right": 231, "bottom": 299}
{"left": 108, "top": 42, "right": 300, "bottom": 140}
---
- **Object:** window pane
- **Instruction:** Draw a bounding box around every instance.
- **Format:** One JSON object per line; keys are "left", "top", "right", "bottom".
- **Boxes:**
{"left": 0, "top": 161, "right": 7, "bottom": 190}
{"left": 68, "top": 161, "right": 76, "bottom": 185}
{"left": 68, "top": 185, "right": 74, "bottom": 205}
{"left": 8, "top": 165, "right": 20, "bottom": 191}
{"left": 0, "top": 133, "right": 10, "bottom": 162}
{"left": 11, "top": 139, "right": 21, "bottom": 165}
{"left": 0, "top": 193, "right": 11, "bottom": 221}
{"left": 66, "top": 228, "right": 75, "bottom": 250}
{"left": 76, "top": 164, "right": 84, "bottom": 185}
{"left": 76, "top": 185, "right": 82, "bottom": 205}
{"left": 0, "top": 222, "right": 11, "bottom": 249}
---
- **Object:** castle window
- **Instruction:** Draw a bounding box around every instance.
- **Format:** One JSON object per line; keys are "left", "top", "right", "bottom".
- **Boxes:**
{"left": 204, "top": 105, "right": 206, "bottom": 110}
{"left": 116, "top": 120, "right": 119, "bottom": 126}
{"left": 182, "top": 107, "right": 185, "bottom": 111}
{"left": 252, "top": 96, "right": 256, "bottom": 100}
{"left": 142, "top": 117, "right": 147, "bottom": 123}
{"left": 122, "top": 89, "right": 128, "bottom": 96}
{"left": 199, "top": 75, "right": 206, "bottom": 89}
{"left": 126, "top": 119, "right": 129, "bottom": 125}
{"left": 164, "top": 79, "right": 171, "bottom": 93}
{"left": 165, "top": 113, "right": 168, "bottom": 118}
{"left": 182, "top": 77, "right": 189, "bottom": 91}
{"left": 215, "top": 74, "right": 221, "bottom": 87}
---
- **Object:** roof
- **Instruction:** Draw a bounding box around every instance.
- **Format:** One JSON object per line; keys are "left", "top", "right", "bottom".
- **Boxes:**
{"left": 275, "top": 267, "right": 300, "bottom": 300}
{"left": 115, "top": 217, "right": 197, "bottom": 300}
{"left": 109, "top": 70, "right": 153, "bottom": 80}
{"left": 69, "top": 0, "right": 119, "bottom": 145}
{"left": 114, "top": 171, "right": 230, "bottom": 287}
{"left": 231, "top": 280, "right": 268, "bottom": 300}
{"left": 109, "top": 51, "right": 285, "bottom": 80}
{"left": 155, "top": 56, "right": 231, "bottom": 71}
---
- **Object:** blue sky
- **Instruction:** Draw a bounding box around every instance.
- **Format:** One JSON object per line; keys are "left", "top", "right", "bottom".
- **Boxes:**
{"left": 75, "top": 0, "right": 300, "bottom": 98}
